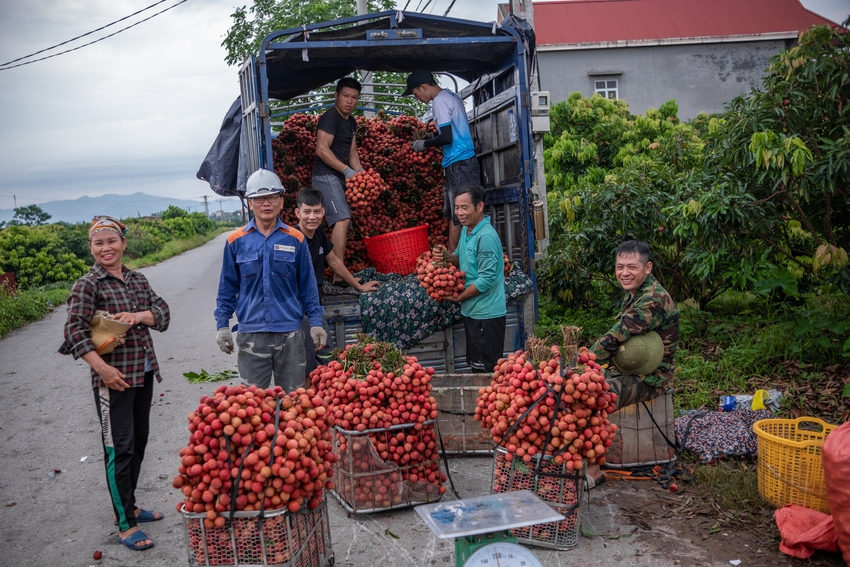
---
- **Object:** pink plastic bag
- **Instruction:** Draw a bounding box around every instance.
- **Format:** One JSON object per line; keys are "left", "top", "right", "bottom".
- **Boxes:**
{"left": 775, "top": 505, "right": 838, "bottom": 559}
{"left": 822, "top": 421, "right": 850, "bottom": 565}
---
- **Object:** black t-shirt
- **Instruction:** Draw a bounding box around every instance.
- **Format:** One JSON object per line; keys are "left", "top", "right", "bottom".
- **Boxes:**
{"left": 300, "top": 224, "right": 334, "bottom": 300}
{"left": 313, "top": 107, "right": 357, "bottom": 182}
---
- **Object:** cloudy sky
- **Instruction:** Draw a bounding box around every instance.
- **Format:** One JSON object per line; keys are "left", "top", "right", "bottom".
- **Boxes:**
{"left": 0, "top": 0, "right": 847, "bottom": 211}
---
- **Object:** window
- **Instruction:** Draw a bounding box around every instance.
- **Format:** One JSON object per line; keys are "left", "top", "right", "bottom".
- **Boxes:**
{"left": 594, "top": 79, "right": 618, "bottom": 100}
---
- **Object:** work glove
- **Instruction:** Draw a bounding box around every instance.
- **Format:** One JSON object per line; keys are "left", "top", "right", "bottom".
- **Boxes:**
{"left": 423, "top": 132, "right": 435, "bottom": 140}
{"left": 216, "top": 327, "right": 234, "bottom": 354}
{"left": 342, "top": 166, "right": 357, "bottom": 179}
{"left": 310, "top": 326, "right": 328, "bottom": 350}
{"left": 412, "top": 140, "right": 426, "bottom": 152}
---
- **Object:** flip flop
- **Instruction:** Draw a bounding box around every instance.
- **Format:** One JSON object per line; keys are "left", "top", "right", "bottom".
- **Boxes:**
{"left": 135, "top": 509, "right": 163, "bottom": 523}
{"left": 114, "top": 508, "right": 163, "bottom": 525}
{"left": 116, "top": 529, "right": 154, "bottom": 551}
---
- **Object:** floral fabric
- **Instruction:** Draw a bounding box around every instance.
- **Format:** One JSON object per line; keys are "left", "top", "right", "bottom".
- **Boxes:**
{"left": 324, "top": 265, "right": 533, "bottom": 349}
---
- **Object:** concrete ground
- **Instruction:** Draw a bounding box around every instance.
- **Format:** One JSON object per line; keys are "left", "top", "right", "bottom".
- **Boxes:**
{"left": 0, "top": 234, "right": 763, "bottom": 566}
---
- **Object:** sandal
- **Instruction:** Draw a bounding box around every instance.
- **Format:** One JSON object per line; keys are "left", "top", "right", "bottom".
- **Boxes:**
{"left": 116, "top": 529, "right": 154, "bottom": 551}
{"left": 114, "top": 508, "right": 163, "bottom": 525}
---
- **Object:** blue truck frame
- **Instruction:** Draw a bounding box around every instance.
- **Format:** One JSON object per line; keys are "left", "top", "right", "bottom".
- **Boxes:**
{"left": 237, "top": 10, "right": 540, "bottom": 371}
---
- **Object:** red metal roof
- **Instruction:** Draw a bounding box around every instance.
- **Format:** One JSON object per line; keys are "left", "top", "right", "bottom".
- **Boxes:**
{"left": 533, "top": 0, "right": 837, "bottom": 46}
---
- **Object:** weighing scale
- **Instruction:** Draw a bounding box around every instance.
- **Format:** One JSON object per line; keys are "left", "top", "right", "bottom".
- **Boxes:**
{"left": 415, "top": 490, "right": 564, "bottom": 567}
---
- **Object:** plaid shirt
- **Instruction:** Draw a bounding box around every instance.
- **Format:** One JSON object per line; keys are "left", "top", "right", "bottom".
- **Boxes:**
{"left": 59, "top": 263, "right": 170, "bottom": 389}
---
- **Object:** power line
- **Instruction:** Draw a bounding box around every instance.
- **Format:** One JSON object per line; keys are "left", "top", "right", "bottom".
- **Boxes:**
{"left": 0, "top": 0, "right": 173, "bottom": 68}
{"left": 0, "top": 0, "right": 189, "bottom": 72}
{"left": 443, "top": 0, "right": 459, "bottom": 17}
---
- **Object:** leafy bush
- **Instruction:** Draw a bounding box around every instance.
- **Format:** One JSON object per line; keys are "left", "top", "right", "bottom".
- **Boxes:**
{"left": 123, "top": 220, "right": 168, "bottom": 259}
{"left": 0, "top": 225, "right": 89, "bottom": 289}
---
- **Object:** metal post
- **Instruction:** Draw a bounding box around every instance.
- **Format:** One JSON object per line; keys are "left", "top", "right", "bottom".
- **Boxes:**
{"left": 510, "top": 0, "right": 550, "bottom": 259}
{"left": 357, "top": 0, "right": 374, "bottom": 118}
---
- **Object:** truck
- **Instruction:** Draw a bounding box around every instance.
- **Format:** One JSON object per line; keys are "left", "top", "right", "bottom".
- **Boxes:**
{"left": 201, "top": 10, "right": 550, "bottom": 374}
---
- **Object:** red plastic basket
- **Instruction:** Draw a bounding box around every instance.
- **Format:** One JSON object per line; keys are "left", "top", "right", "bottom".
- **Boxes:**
{"left": 364, "top": 224, "right": 429, "bottom": 275}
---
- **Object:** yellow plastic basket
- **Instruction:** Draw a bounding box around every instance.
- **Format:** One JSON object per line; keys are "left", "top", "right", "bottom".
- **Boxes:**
{"left": 753, "top": 417, "right": 836, "bottom": 513}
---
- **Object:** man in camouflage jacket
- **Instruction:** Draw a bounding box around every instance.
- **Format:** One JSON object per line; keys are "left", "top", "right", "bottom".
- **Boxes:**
{"left": 589, "top": 240, "right": 679, "bottom": 410}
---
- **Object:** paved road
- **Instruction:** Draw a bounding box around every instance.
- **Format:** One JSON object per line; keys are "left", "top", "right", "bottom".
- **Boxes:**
{"left": 0, "top": 233, "right": 732, "bottom": 567}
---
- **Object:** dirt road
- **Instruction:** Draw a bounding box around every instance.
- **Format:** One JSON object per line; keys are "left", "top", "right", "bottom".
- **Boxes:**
{"left": 0, "top": 233, "right": 783, "bottom": 567}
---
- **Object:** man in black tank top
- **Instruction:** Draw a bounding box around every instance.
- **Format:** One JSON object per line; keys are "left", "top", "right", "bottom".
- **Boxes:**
{"left": 313, "top": 77, "right": 363, "bottom": 265}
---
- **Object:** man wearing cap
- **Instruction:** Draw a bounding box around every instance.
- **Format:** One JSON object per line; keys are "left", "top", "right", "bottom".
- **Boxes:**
{"left": 313, "top": 77, "right": 364, "bottom": 263}
{"left": 589, "top": 240, "right": 679, "bottom": 411}
{"left": 404, "top": 69, "right": 480, "bottom": 253}
{"left": 215, "top": 169, "right": 326, "bottom": 392}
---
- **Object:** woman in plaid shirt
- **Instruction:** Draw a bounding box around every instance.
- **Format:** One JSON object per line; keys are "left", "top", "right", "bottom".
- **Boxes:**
{"left": 59, "top": 216, "right": 170, "bottom": 551}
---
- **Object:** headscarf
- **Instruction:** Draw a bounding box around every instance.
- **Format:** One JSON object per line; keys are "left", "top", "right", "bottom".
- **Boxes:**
{"left": 88, "top": 216, "right": 127, "bottom": 240}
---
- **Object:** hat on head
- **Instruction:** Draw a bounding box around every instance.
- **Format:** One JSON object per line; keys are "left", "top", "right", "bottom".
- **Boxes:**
{"left": 245, "top": 169, "right": 285, "bottom": 199}
{"left": 402, "top": 69, "right": 435, "bottom": 97}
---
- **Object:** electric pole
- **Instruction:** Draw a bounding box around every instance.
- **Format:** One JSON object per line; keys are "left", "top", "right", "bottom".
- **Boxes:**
{"left": 217, "top": 199, "right": 225, "bottom": 216}
{"left": 201, "top": 195, "right": 210, "bottom": 216}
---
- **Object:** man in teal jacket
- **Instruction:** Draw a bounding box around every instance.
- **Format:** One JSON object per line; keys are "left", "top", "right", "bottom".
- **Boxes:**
{"left": 434, "top": 185, "right": 506, "bottom": 372}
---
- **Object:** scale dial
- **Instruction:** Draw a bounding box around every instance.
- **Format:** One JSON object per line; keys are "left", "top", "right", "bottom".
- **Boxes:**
{"left": 462, "top": 542, "right": 544, "bottom": 567}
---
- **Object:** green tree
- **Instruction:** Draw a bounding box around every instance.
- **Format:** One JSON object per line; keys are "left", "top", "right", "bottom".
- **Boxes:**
{"left": 540, "top": 94, "right": 745, "bottom": 308}
{"left": 223, "top": 0, "right": 396, "bottom": 66}
{"left": 160, "top": 205, "right": 189, "bottom": 220}
{"left": 697, "top": 24, "right": 850, "bottom": 292}
{"left": 11, "top": 205, "right": 51, "bottom": 226}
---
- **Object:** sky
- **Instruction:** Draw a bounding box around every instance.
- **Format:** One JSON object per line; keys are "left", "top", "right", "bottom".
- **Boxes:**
{"left": 0, "top": 0, "right": 847, "bottom": 211}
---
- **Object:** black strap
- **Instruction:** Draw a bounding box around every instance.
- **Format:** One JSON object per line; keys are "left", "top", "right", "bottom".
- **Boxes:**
{"left": 676, "top": 410, "right": 708, "bottom": 452}
{"left": 227, "top": 439, "right": 257, "bottom": 522}
{"left": 438, "top": 408, "right": 476, "bottom": 417}
{"left": 435, "top": 420, "right": 462, "bottom": 499}
{"left": 640, "top": 399, "right": 680, "bottom": 452}
{"left": 254, "top": 397, "right": 285, "bottom": 530}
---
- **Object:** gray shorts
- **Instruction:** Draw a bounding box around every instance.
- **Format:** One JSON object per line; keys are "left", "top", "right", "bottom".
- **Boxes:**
{"left": 301, "top": 314, "right": 335, "bottom": 379}
{"left": 443, "top": 157, "right": 481, "bottom": 226}
{"left": 235, "top": 331, "right": 306, "bottom": 393}
{"left": 312, "top": 174, "right": 351, "bottom": 227}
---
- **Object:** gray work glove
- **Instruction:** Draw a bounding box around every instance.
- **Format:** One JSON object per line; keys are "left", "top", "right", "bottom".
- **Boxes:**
{"left": 310, "top": 326, "right": 328, "bottom": 350}
{"left": 342, "top": 166, "right": 357, "bottom": 179}
{"left": 216, "top": 327, "right": 234, "bottom": 354}
{"left": 412, "top": 140, "right": 426, "bottom": 152}
{"left": 423, "top": 132, "right": 435, "bottom": 140}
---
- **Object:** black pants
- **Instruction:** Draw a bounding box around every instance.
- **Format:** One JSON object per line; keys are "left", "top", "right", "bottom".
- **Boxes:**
{"left": 463, "top": 315, "right": 506, "bottom": 373}
{"left": 93, "top": 371, "right": 153, "bottom": 531}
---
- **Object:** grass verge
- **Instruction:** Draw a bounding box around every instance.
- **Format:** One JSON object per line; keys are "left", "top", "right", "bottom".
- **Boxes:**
{"left": 0, "top": 284, "right": 72, "bottom": 339}
{"left": 0, "top": 228, "right": 231, "bottom": 339}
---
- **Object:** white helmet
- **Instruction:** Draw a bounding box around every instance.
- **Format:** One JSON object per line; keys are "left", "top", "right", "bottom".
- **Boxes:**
{"left": 246, "top": 169, "right": 285, "bottom": 199}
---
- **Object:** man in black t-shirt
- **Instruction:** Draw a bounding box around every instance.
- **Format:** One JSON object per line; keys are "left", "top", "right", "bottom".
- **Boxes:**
{"left": 294, "top": 189, "right": 378, "bottom": 378}
{"left": 313, "top": 77, "right": 363, "bottom": 264}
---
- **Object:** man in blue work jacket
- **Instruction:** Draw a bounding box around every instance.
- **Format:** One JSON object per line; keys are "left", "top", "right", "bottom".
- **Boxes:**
{"left": 214, "top": 169, "right": 326, "bottom": 392}
{"left": 434, "top": 185, "right": 506, "bottom": 373}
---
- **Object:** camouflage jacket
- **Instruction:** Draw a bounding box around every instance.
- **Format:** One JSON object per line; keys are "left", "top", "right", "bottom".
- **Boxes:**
{"left": 590, "top": 274, "right": 679, "bottom": 386}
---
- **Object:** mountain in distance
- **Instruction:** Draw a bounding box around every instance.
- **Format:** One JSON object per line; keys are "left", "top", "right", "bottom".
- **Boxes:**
{"left": 0, "top": 192, "right": 244, "bottom": 224}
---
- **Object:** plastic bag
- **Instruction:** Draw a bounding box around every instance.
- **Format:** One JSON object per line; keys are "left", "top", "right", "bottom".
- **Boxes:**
{"left": 775, "top": 505, "right": 838, "bottom": 558}
{"left": 822, "top": 421, "right": 850, "bottom": 564}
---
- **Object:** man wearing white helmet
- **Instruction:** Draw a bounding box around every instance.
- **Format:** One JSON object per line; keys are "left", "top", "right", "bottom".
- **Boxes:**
{"left": 214, "top": 169, "right": 326, "bottom": 392}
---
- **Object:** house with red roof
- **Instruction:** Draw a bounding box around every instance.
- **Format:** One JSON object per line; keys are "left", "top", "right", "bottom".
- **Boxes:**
{"left": 516, "top": 0, "right": 837, "bottom": 118}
